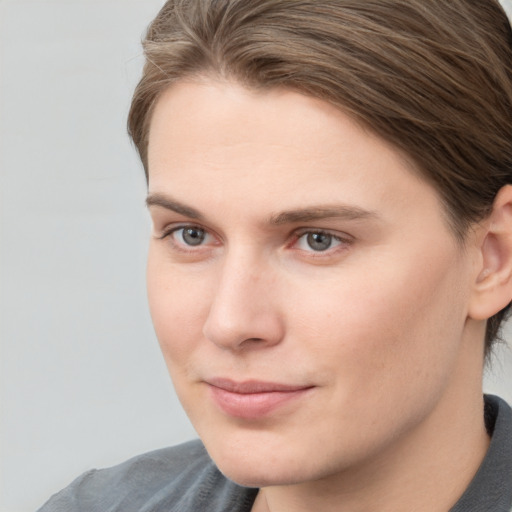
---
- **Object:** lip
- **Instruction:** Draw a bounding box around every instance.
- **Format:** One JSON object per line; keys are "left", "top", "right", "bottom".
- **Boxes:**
{"left": 206, "top": 378, "right": 314, "bottom": 419}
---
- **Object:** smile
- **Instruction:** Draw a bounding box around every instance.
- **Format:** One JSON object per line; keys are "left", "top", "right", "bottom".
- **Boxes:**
{"left": 206, "top": 378, "right": 314, "bottom": 420}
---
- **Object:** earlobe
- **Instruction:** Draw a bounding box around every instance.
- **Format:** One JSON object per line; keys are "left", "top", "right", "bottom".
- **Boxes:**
{"left": 469, "top": 185, "right": 512, "bottom": 321}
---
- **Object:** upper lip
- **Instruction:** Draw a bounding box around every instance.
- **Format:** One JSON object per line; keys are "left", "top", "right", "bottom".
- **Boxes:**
{"left": 206, "top": 378, "right": 313, "bottom": 394}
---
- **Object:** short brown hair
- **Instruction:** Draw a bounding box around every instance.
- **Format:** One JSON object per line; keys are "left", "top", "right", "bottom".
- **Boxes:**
{"left": 128, "top": 0, "right": 512, "bottom": 354}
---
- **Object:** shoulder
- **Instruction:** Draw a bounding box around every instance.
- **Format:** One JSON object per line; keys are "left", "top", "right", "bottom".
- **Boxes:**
{"left": 37, "top": 440, "right": 257, "bottom": 512}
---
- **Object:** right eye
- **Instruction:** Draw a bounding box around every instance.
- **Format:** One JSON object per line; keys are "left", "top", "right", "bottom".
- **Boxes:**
{"left": 172, "top": 226, "right": 208, "bottom": 247}
{"left": 155, "top": 219, "right": 222, "bottom": 259}
{"left": 156, "top": 224, "right": 220, "bottom": 259}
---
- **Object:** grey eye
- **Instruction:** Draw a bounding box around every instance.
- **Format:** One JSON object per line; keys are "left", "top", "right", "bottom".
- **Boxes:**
{"left": 181, "top": 227, "right": 206, "bottom": 246}
{"left": 306, "top": 232, "right": 333, "bottom": 251}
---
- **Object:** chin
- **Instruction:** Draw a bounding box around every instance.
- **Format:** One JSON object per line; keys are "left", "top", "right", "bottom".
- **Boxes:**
{"left": 200, "top": 431, "right": 333, "bottom": 488}
{"left": 216, "top": 459, "right": 308, "bottom": 488}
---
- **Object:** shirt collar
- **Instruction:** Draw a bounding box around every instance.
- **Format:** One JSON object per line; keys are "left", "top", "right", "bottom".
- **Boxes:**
{"left": 450, "top": 395, "right": 512, "bottom": 512}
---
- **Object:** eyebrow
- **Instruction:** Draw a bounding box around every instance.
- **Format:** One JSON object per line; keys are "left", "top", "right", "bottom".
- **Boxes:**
{"left": 268, "top": 206, "right": 378, "bottom": 225}
{"left": 146, "top": 194, "right": 204, "bottom": 220}
{"left": 146, "top": 193, "right": 378, "bottom": 225}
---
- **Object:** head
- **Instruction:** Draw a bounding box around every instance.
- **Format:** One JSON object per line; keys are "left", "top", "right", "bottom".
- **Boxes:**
{"left": 129, "top": 0, "right": 512, "bottom": 490}
{"left": 129, "top": 0, "right": 512, "bottom": 355}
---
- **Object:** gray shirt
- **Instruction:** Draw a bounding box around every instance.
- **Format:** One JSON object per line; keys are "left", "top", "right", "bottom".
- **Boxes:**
{"left": 38, "top": 395, "right": 512, "bottom": 512}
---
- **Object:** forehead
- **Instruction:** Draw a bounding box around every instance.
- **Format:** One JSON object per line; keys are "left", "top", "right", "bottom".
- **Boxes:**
{"left": 147, "top": 79, "right": 447, "bottom": 231}
{"left": 148, "top": 78, "right": 405, "bottom": 161}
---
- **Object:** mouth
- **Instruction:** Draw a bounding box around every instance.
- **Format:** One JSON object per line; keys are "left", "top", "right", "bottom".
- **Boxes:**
{"left": 205, "top": 378, "right": 314, "bottom": 420}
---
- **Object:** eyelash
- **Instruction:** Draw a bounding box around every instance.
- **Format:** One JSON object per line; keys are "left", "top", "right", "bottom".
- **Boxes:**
{"left": 158, "top": 225, "right": 215, "bottom": 252}
{"left": 157, "top": 224, "right": 352, "bottom": 257}
{"left": 290, "top": 229, "right": 352, "bottom": 256}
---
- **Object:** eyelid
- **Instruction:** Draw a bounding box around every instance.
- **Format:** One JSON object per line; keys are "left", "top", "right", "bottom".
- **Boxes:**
{"left": 290, "top": 228, "right": 354, "bottom": 255}
{"left": 292, "top": 227, "right": 353, "bottom": 243}
{"left": 157, "top": 223, "right": 206, "bottom": 239}
{"left": 156, "top": 223, "right": 221, "bottom": 255}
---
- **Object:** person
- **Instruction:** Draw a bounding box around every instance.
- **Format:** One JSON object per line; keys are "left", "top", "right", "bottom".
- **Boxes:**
{"left": 38, "top": 1, "right": 512, "bottom": 511}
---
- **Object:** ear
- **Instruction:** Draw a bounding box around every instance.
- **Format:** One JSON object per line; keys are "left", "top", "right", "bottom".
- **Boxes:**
{"left": 468, "top": 185, "right": 512, "bottom": 321}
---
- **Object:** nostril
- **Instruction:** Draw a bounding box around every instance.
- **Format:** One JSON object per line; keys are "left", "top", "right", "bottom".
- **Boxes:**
{"left": 234, "top": 337, "right": 269, "bottom": 351}
{"left": 241, "top": 337, "right": 265, "bottom": 345}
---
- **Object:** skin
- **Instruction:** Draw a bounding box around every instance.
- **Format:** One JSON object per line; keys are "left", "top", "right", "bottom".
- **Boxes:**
{"left": 146, "top": 79, "right": 505, "bottom": 512}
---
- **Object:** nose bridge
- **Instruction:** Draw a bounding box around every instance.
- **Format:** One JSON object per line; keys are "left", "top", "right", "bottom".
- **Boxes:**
{"left": 202, "top": 245, "right": 283, "bottom": 350}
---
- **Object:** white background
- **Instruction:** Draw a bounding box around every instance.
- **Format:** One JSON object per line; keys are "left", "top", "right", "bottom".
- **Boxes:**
{"left": 0, "top": 1, "right": 511, "bottom": 511}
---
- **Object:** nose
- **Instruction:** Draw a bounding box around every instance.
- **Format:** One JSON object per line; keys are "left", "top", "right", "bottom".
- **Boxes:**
{"left": 202, "top": 253, "right": 285, "bottom": 351}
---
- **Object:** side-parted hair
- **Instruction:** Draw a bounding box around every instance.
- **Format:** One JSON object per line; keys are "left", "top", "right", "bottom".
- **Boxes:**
{"left": 128, "top": 0, "right": 512, "bottom": 354}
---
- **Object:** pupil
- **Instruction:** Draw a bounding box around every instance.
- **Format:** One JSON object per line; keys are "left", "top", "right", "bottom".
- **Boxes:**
{"left": 307, "top": 232, "right": 332, "bottom": 251}
{"left": 183, "top": 228, "right": 205, "bottom": 246}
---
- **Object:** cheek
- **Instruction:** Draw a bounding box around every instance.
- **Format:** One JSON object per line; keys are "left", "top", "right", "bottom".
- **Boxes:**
{"left": 290, "top": 247, "right": 468, "bottom": 385}
{"left": 281, "top": 251, "right": 469, "bottom": 456}
{"left": 146, "top": 249, "right": 212, "bottom": 364}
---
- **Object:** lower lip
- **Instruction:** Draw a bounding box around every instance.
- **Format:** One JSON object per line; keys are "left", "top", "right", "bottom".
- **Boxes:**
{"left": 208, "top": 385, "right": 312, "bottom": 419}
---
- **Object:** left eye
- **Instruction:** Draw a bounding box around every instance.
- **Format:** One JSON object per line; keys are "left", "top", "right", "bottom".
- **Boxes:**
{"left": 173, "top": 226, "right": 208, "bottom": 246}
{"left": 296, "top": 232, "right": 342, "bottom": 252}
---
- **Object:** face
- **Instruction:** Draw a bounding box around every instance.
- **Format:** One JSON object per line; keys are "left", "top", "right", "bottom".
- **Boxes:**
{"left": 146, "top": 79, "right": 478, "bottom": 487}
